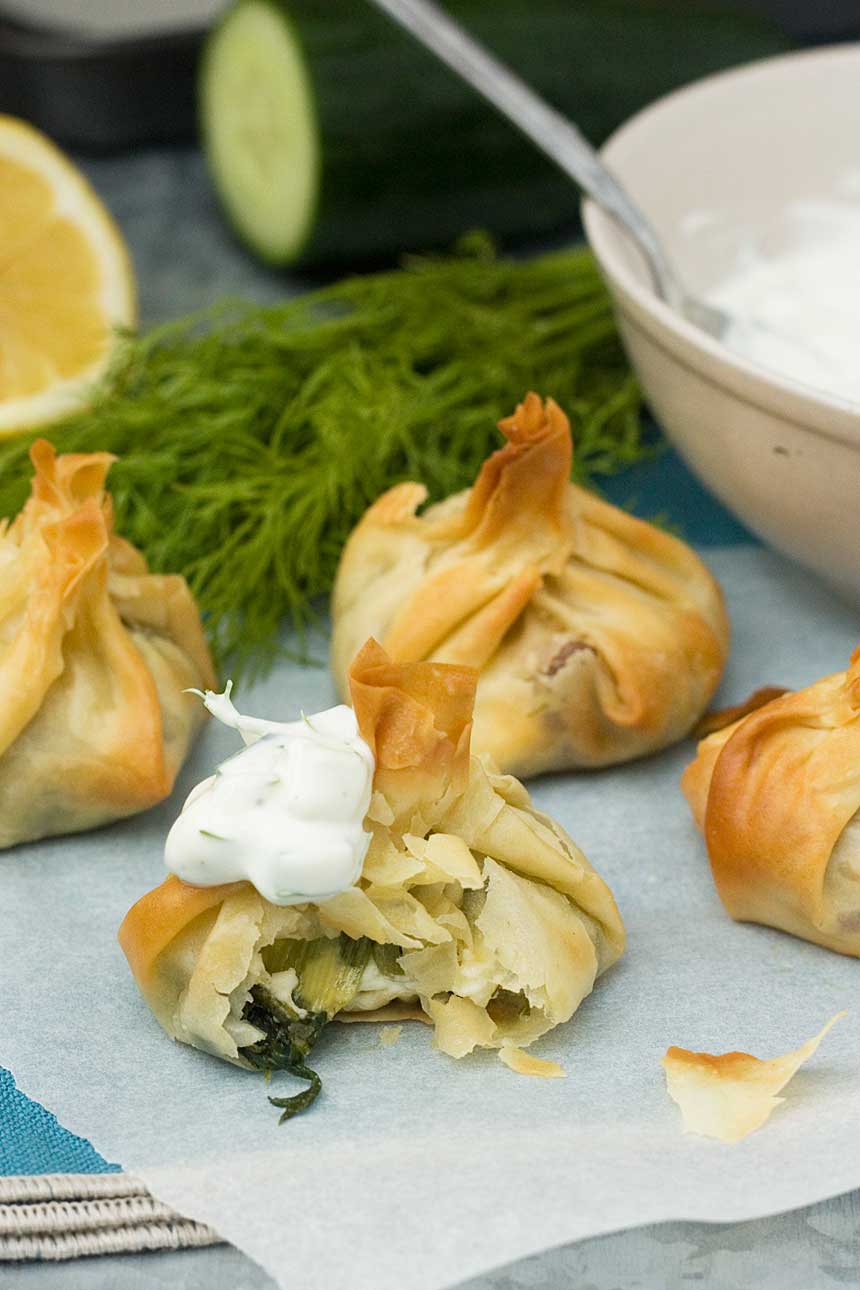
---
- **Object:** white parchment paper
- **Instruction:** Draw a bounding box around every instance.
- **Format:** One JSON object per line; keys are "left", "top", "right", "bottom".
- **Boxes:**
{"left": 2, "top": 545, "right": 859, "bottom": 1290}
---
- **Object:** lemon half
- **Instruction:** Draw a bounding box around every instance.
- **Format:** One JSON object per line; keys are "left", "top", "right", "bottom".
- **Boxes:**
{"left": 0, "top": 116, "right": 136, "bottom": 437}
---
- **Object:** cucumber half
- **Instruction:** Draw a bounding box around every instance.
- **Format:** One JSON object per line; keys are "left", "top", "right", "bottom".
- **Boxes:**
{"left": 200, "top": 0, "right": 319, "bottom": 265}
{"left": 201, "top": 0, "right": 789, "bottom": 271}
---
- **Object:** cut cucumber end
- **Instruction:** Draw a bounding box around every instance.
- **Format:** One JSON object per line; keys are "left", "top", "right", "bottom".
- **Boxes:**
{"left": 200, "top": 0, "right": 320, "bottom": 266}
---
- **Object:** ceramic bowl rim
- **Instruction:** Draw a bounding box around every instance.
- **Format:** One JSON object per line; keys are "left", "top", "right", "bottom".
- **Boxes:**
{"left": 582, "top": 42, "right": 860, "bottom": 448}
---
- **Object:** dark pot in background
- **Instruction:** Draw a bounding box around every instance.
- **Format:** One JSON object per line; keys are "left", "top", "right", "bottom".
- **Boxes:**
{"left": 1, "top": 0, "right": 845, "bottom": 152}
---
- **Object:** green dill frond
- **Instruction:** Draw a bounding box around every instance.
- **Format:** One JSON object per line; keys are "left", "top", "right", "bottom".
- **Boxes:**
{"left": 0, "top": 242, "right": 647, "bottom": 677}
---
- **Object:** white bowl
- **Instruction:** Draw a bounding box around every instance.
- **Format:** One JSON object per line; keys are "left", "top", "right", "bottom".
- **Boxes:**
{"left": 582, "top": 44, "right": 860, "bottom": 604}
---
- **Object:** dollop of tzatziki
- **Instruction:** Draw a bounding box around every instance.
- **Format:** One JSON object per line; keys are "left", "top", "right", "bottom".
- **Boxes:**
{"left": 164, "top": 684, "right": 374, "bottom": 906}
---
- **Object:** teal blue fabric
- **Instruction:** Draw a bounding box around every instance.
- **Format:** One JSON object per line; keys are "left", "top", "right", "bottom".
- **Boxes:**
{"left": 600, "top": 442, "right": 752, "bottom": 546}
{"left": 0, "top": 1068, "right": 118, "bottom": 1175}
{"left": 0, "top": 444, "right": 752, "bottom": 1178}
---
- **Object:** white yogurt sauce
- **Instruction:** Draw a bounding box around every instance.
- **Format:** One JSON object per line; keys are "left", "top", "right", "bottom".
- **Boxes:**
{"left": 165, "top": 684, "right": 374, "bottom": 906}
{"left": 705, "top": 200, "right": 860, "bottom": 404}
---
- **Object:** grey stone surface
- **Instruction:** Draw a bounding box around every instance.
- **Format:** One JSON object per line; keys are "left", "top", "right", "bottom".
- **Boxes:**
{"left": 14, "top": 145, "right": 856, "bottom": 1290}
{"left": 4, "top": 1190, "right": 860, "bottom": 1289}
{"left": 76, "top": 147, "right": 295, "bottom": 325}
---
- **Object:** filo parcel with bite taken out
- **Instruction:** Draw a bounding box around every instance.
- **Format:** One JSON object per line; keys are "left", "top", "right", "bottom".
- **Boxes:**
{"left": 331, "top": 393, "right": 728, "bottom": 777}
{"left": 682, "top": 650, "right": 860, "bottom": 956}
{"left": 119, "top": 641, "right": 624, "bottom": 1108}
{"left": 0, "top": 440, "right": 216, "bottom": 848}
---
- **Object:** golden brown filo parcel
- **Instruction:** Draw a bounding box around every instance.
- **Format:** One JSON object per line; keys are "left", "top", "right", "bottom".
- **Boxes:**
{"left": 119, "top": 640, "right": 625, "bottom": 1084}
{"left": 0, "top": 440, "right": 216, "bottom": 847}
{"left": 682, "top": 651, "right": 860, "bottom": 956}
{"left": 331, "top": 392, "right": 729, "bottom": 777}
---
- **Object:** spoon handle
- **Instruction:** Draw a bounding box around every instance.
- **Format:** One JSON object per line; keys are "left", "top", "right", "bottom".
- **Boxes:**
{"left": 366, "top": 0, "right": 678, "bottom": 302}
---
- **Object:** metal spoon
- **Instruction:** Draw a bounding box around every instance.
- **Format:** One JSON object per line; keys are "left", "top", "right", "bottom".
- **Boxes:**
{"left": 367, "top": 0, "right": 729, "bottom": 339}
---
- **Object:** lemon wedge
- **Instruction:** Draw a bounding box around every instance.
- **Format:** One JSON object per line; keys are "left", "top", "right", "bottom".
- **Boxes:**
{"left": 0, "top": 116, "right": 136, "bottom": 437}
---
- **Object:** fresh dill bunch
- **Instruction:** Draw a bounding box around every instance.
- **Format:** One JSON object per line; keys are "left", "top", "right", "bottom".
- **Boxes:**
{"left": 0, "top": 240, "right": 647, "bottom": 676}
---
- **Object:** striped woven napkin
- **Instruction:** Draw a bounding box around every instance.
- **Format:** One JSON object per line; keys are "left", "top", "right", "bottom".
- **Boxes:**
{"left": 0, "top": 1173, "right": 221, "bottom": 1262}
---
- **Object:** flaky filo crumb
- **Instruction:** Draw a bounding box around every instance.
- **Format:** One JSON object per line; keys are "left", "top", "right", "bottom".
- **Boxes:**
{"left": 662, "top": 1013, "right": 845, "bottom": 1142}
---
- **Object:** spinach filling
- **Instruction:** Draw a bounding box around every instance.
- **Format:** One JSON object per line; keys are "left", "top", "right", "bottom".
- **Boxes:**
{"left": 242, "top": 987, "right": 327, "bottom": 1122}
{"left": 241, "top": 933, "right": 373, "bottom": 1123}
